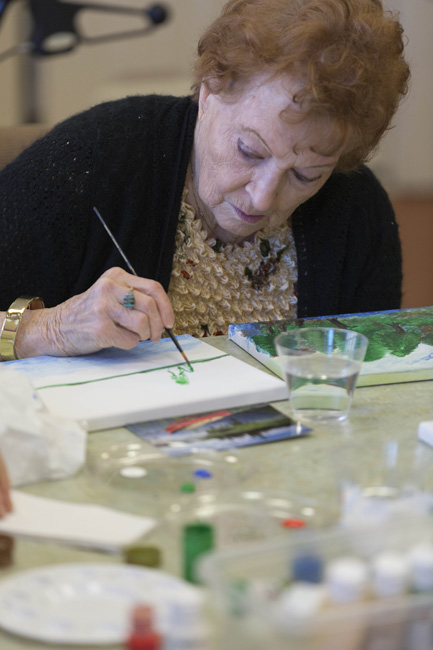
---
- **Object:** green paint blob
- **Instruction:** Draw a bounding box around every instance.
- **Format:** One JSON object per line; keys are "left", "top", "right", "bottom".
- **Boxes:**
{"left": 181, "top": 482, "right": 196, "bottom": 493}
{"left": 168, "top": 365, "right": 194, "bottom": 385}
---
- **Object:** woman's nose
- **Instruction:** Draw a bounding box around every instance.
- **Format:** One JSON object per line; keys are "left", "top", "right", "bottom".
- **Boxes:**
{"left": 246, "top": 169, "right": 282, "bottom": 212}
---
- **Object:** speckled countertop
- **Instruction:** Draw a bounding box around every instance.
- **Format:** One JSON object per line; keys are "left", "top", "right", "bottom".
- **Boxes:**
{"left": 0, "top": 336, "right": 432, "bottom": 649}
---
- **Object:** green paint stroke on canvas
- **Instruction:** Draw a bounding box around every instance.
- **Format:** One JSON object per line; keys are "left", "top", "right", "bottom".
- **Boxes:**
{"left": 168, "top": 365, "right": 194, "bottom": 385}
{"left": 246, "top": 308, "right": 433, "bottom": 363}
{"left": 36, "top": 354, "right": 228, "bottom": 390}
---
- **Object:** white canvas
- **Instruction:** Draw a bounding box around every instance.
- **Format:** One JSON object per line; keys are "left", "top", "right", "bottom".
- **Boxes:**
{"left": 6, "top": 335, "right": 287, "bottom": 431}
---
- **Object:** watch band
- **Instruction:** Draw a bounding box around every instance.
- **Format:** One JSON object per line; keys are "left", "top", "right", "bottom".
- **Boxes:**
{"left": 0, "top": 296, "right": 45, "bottom": 361}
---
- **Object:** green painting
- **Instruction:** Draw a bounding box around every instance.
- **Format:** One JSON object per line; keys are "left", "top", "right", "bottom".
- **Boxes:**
{"left": 229, "top": 307, "right": 433, "bottom": 387}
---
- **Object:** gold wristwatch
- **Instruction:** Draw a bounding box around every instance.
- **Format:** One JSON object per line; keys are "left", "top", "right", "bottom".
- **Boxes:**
{"left": 0, "top": 296, "right": 45, "bottom": 361}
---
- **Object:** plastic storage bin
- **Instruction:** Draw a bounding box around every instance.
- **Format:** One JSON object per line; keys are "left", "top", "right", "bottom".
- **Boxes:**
{"left": 199, "top": 516, "right": 433, "bottom": 650}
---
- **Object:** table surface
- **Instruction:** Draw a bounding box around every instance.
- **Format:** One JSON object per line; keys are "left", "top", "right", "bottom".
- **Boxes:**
{"left": 1, "top": 336, "right": 433, "bottom": 649}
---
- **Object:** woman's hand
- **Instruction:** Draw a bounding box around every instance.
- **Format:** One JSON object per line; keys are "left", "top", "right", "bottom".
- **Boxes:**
{"left": 0, "top": 455, "right": 12, "bottom": 518}
{"left": 15, "top": 267, "right": 175, "bottom": 358}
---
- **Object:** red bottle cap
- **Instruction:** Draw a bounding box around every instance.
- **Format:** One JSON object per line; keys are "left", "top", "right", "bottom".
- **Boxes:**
{"left": 126, "top": 605, "right": 161, "bottom": 650}
{"left": 281, "top": 518, "right": 306, "bottom": 529}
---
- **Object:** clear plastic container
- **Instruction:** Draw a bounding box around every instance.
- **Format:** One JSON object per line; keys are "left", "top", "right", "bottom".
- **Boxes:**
{"left": 141, "top": 488, "right": 332, "bottom": 578}
{"left": 164, "top": 489, "right": 331, "bottom": 548}
{"left": 86, "top": 441, "right": 245, "bottom": 515}
{"left": 199, "top": 516, "right": 433, "bottom": 650}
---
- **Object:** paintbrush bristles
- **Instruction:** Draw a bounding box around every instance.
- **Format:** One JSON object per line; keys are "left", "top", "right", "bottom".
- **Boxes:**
{"left": 166, "top": 328, "right": 194, "bottom": 371}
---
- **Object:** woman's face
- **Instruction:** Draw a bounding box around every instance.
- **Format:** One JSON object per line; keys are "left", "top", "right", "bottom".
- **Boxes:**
{"left": 193, "top": 74, "right": 342, "bottom": 244}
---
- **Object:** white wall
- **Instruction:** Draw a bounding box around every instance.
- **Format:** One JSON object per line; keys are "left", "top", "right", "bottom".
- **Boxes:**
{"left": 0, "top": 0, "right": 431, "bottom": 193}
{"left": 0, "top": 0, "right": 226, "bottom": 124}
{"left": 0, "top": 2, "right": 24, "bottom": 123}
{"left": 368, "top": 0, "right": 433, "bottom": 195}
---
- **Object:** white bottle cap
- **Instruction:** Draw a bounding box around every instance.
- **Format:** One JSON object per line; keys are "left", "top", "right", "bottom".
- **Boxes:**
{"left": 371, "top": 551, "right": 410, "bottom": 598}
{"left": 273, "top": 583, "right": 326, "bottom": 634}
{"left": 407, "top": 543, "right": 433, "bottom": 592}
{"left": 163, "top": 589, "right": 211, "bottom": 650}
{"left": 166, "top": 589, "right": 206, "bottom": 629}
{"left": 326, "top": 556, "right": 368, "bottom": 603}
{"left": 279, "top": 583, "right": 326, "bottom": 619}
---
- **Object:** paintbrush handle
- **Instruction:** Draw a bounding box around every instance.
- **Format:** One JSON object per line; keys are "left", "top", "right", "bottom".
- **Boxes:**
{"left": 93, "top": 207, "right": 137, "bottom": 275}
{"left": 166, "top": 328, "right": 182, "bottom": 352}
{"left": 165, "top": 328, "right": 193, "bottom": 370}
{"left": 93, "top": 206, "right": 192, "bottom": 369}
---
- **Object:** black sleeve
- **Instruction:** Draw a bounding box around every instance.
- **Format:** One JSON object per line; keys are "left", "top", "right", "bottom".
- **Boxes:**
{"left": 0, "top": 117, "right": 95, "bottom": 309}
{"left": 0, "top": 95, "right": 196, "bottom": 310}
{"left": 294, "top": 165, "right": 402, "bottom": 318}
{"left": 338, "top": 166, "right": 402, "bottom": 314}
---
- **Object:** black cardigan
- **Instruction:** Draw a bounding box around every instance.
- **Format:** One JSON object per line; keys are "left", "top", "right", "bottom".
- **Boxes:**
{"left": 0, "top": 94, "right": 402, "bottom": 317}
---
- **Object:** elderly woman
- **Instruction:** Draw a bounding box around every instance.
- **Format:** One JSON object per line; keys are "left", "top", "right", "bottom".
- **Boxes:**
{"left": 0, "top": 0, "right": 409, "bottom": 362}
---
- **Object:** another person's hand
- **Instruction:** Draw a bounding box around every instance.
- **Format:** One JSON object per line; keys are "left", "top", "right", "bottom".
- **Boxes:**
{"left": 15, "top": 267, "right": 175, "bottom": 358}
{"left": 0, "top": 454, "right": 12, "bottom": 518}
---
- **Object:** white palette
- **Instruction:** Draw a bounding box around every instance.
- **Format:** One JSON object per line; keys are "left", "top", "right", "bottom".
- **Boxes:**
{"left": 0, "top": 563, "right": 199, "bottom": 645}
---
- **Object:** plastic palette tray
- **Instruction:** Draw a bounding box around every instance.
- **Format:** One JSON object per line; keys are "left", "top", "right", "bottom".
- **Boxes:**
{"left": 199, "top": 516, "right": 433, "bottom": 650}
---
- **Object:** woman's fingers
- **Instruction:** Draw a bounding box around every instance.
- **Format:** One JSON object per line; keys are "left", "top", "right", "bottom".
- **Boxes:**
{"left": 113, "top": 273, "right": 174, "bottom": 330}
{"left": 135, "top": 277, "right": 175, "bottom": 330}
{"left": 16, "top": 267, "right": 175, "bottom": 358}
{"left": 114, "top": 283, "right": 174, "bottom": 342}
{"left": 99, "top": 269, "right": 173, "bottom": 342}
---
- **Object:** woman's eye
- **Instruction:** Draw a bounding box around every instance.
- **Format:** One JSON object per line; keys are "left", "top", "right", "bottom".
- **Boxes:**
{"left": 293, "top": 169, "right": 321, "bottom": 184}
{"left": 237, "top": 139, "right": 263, "bottom": 160}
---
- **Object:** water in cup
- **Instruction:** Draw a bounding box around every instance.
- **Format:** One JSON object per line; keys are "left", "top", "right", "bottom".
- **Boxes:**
{"left": 283, "top": 353, "right": 361, "bottom": 421}
{"left": 275, "top": 328, "right": 369, "bottom": 423}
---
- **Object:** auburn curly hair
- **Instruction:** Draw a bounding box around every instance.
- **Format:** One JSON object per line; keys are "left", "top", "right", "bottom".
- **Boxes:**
{"left": 192, "top": 0, "right": 410, "bottom": 171}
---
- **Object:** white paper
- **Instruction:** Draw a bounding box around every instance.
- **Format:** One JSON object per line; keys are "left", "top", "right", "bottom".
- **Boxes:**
{"left": 419, "top": 420, "right": 433, "bottom": 447}
{"left": 0, "top": 491, "right": 156, "bottom": 552}
{"left": 0, "top": 368, "right": 86, "bottom": 487}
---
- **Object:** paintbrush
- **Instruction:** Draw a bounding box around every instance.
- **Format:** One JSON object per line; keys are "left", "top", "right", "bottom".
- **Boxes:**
{"left": 93, "top": 206, "right": 193, "bottom": 371}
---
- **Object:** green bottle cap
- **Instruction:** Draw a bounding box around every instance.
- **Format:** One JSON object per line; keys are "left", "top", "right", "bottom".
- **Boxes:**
{"left": 124, "top": 545, "right": 162, "bottom": 568}
{"left": 180, "top": 482, "right": 196, "bottom": 493}
{"left": 183, "top": 522, "right": 214, "bottom": 584}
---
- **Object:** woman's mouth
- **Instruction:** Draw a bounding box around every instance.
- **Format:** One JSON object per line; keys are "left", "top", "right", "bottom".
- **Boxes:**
{"left": 233, "top": 206, "right": 266, "bottom": 224}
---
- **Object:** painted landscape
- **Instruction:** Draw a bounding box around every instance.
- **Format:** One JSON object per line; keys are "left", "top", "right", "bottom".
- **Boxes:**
{"left": 128, "top": 404, "right": 311, "bottom": 455}
{"left": 228, "top": 307, "right": 433, "bottom": 387}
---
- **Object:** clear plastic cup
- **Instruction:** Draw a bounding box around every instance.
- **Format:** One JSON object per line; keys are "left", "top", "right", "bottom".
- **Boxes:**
{"left": 275, "top": 328, "right": 368, "bottom": 423}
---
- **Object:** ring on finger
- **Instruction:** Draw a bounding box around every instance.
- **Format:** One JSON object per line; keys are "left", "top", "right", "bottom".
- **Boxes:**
{"left": 123, "top": 287, "right": 135, "bottom": 309}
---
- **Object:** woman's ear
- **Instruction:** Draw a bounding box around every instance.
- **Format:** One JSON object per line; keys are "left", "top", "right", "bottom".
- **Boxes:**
{"left": 198, "top": 82, "right": 212, "bottom": 121}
